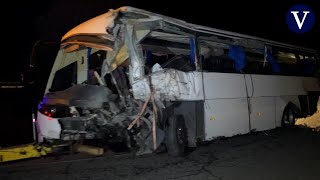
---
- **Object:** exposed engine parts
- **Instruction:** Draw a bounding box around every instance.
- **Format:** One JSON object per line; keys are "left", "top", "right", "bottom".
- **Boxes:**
{"left": 43, "top": 84, "right": 164, "bottom": 155}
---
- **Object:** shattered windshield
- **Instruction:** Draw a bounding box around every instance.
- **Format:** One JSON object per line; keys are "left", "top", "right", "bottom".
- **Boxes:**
{"left": 49, "top": 47, "right": 129, "bottom": 97}
{"left": 50, "top": 61, "right": 77, "bottom": 92}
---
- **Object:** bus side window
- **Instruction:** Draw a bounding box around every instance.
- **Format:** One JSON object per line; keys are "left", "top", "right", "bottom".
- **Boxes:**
{"left": 203, "top": 55, "right": 236, "bottom": 73}
{"left": 243, "top": 50, "right": 270, "bottom": 75}
{"left": 245, "top": 61, "right": 260, "bottom": 74}
{"left": 223, "top": 57, "right": 236, "bottom": 73}
{"left": 201, "top": 46, "right": 237, "bottom": 73}
{"left": 202, "top": 55, "right": 223, "bottom": 72}
{"left": 298, "top": 56, "right": 317, "bottom": 77}
{"left": 261, "top": 62, "right": 273, "bottom": 74}
{"left": 280, "top": 63, "right": 301, "bottom": 76}
{"left": 274, "top": 51, "right": 310, "bottom": 76}
{"left": 140, "top": 36, "right": 196, "bottom": 73}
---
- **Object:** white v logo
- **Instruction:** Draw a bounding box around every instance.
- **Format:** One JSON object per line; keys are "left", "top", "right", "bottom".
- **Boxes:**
{"left": 291, "top": 11, "right": 310, "bottom": 29}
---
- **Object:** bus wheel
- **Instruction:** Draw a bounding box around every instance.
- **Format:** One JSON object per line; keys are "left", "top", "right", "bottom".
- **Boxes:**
{"left": 165, "top": 115, "right": 188, "bottom": 156}
{"left": 282, "top": 106, "right": 295, "bottom": 127}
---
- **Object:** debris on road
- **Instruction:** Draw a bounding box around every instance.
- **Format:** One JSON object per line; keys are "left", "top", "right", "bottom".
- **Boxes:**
{"left": 296, "top": 99, "right": 320, "bottom": 131}
{"left": 74, "top": 145, "right": 104, "bottom": 156}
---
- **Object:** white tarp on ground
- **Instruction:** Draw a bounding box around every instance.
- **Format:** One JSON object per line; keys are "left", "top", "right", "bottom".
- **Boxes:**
{"left": 295, "top": 99, "right": 320, "bottom": 130}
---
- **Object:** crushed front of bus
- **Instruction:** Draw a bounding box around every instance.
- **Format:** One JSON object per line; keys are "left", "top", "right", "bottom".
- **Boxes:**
{"left": 36, "top": 7, "right": 166, "bottom": 154}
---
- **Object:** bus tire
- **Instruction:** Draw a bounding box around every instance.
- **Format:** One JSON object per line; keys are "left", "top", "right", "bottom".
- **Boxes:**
{"left": 165, "top": 115, "right": 188, "bottom": 156}
{"left": 281, "top": 106, "right": 295, "bottom": 127}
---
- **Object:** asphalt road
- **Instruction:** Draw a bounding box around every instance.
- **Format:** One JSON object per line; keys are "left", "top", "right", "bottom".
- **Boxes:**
{"left": 1, "top": 127, "right": 320, "bottom": 180}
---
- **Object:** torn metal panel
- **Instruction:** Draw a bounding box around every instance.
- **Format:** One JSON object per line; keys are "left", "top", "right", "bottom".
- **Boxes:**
{"left": 104, "top": 44, "right": 129, "bottom": 73}
{"left": 101, "top": 26, "right": 127, "bottom": 76}
{"left": 132, "top": 69, "right": 204, "bottom": 101}
{"left": 135, "top": 30, "right": 151, "bottom": 43}
{"left": 149, "top": 31, "right": 190, "bottom": 43}
{"left": 61, "top": 7, "right": 126, "bottom": 41}
{"left": 126, "top": 25, "right": 146, "bottom": 81}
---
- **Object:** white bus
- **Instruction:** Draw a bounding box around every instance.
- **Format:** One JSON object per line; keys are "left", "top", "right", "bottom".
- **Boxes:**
{"left": 36, "top": 6, "right": 320, "bottom": 156}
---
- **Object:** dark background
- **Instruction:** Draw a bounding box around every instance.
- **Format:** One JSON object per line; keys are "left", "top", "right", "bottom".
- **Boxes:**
{"left": 0, "top": 0, "right": 319, "bottom": 146}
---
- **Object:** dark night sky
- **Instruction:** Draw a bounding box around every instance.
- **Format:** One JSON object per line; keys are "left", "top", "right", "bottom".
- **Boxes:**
{"left": 2, "top": 0, "right": 319, "bottom": 81}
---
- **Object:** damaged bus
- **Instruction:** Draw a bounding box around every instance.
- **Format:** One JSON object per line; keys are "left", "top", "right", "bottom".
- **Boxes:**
{"left": 36, "top": 7, "right": 320, "bottom": 156}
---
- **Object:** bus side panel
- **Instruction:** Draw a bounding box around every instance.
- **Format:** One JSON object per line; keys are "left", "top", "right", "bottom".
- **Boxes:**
{"left": 203, "top": 73, "right": 247, "bottom": 99}
{"left": 249, "top": 75, "right": 319, "bottom": 97}
{"left": 203, "top": 73, "right": 249, "bottom": 140}
{"left": 249, "top": 97, "right": 276, "bottom": 131}
{"left": 249, "top": 75, "right": 307, "bottom": 128}
{"left": 204, "top": 98, "right": 250, "bottom": 140}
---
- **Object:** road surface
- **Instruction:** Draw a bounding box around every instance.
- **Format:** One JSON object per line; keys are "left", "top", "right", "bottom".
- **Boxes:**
{"left": 1, "top": 127, "right": 320, "bottom": 180}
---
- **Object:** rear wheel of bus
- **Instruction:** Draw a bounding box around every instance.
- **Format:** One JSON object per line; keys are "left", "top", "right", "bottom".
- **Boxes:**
{"left": 282, "top": 105, "right": 295, "bottom": 127}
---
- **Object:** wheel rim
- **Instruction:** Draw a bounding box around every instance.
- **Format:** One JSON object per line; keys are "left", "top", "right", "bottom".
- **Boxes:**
{"left": 284, "top": 109, "right": 295, "bottom": 126}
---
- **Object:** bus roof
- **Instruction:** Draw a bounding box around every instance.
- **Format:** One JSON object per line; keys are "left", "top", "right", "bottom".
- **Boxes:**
{"left": 62, "top": 6, "right": 317, "bottom": 54}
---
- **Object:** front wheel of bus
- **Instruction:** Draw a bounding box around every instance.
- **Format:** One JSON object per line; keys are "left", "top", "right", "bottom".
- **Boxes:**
{"left": 282, "top": 106, "right": 295, "bottom": 127}
{"left": 165, "top": 115, "right": 188, "bottom": 156}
